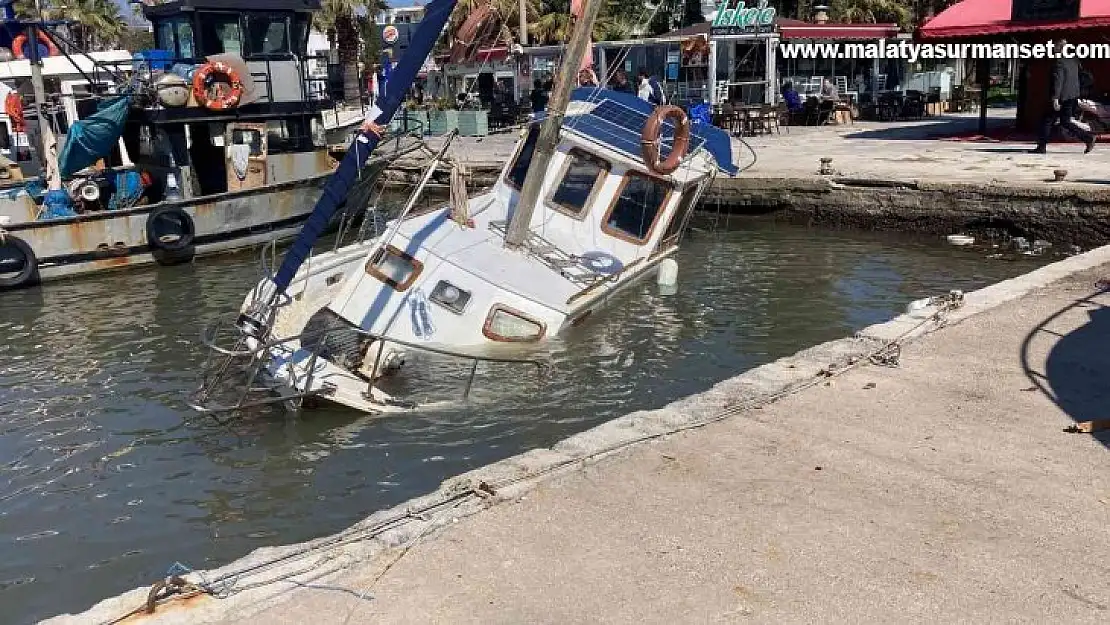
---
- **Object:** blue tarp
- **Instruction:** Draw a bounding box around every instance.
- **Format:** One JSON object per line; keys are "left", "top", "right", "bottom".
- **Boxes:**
{"left": 58, "top": 95, "right": 132, "bottom": 179}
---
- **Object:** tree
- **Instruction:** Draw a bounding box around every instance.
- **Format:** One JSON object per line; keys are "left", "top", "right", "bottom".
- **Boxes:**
{"left": 14, "top": 0, "right": 125, "bottom": 51}
{"left": 531, "top": 0, "right": 619, "bottom": 44}
{"left": 681, "top": 0, "right": 704, "bottom": 27}
{"left": 829, "top": 0, "right": 912, "bottom": 29}
{"left": 317, "top": 0, "right": 371, "bottom": 103}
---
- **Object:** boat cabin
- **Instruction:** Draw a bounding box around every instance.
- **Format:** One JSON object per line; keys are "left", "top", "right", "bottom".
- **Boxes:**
{"left": 320, "top": 89, "right": 737, "bottom": 350}
{"left": 115, "top": 0, "right": 332, "bottom": 203}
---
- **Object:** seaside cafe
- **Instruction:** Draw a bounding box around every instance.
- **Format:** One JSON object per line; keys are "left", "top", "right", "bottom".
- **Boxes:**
{"left": 699, "top": 1, "right": 903, "bottom": 106}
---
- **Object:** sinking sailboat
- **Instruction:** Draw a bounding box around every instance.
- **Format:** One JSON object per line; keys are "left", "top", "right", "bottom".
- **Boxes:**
{"left": 191, "top": 0, "right": 738, "bottom": 415}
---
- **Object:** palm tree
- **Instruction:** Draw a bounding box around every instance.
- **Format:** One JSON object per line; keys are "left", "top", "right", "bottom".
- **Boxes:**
{"left": 15, "top": 0, "right": 125, "bottom": 51}
{"left": 531, "top": 0, "right": 619, "bottom": 44}
{"left": 317, "top": 0, "right": 369, "bottom": 104}
{"left": 829, "top": 0, "right": 912, "bottom": 29}
{"left": 450, "top": 0, "right": 538, "bottom": 47}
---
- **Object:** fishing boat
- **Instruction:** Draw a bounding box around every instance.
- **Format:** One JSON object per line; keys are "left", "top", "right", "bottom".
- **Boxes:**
{"left": 191, "top": 0, "right": 738, "bottom": 415}
{"left": 0, "top": 0, "right": 384, "bottom": 291}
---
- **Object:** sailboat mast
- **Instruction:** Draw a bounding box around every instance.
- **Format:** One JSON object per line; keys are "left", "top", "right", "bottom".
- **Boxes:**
{"left": 504, "top": 0, "right": 602, "bottom": 249}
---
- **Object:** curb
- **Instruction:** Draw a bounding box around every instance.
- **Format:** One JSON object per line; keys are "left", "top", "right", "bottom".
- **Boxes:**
{"left": 44, "top": 244, "right": 1110, "bottom": 625}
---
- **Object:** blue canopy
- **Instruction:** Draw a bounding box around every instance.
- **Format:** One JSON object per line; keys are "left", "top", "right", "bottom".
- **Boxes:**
{"left": 541, "top": 88, "right": 739, "bottom": 176}
{"left": 58, "top": 95, "right": 132, "bottom": 179}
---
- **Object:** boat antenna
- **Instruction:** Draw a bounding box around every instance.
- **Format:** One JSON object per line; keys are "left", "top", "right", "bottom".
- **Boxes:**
{"left": 503, "top": 0, "right": 603, "bottom": 249}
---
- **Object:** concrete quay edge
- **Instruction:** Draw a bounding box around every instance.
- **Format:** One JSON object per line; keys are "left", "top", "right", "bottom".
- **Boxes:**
{"left": 42, "top": 243, "right": 1110, "bottom": 625}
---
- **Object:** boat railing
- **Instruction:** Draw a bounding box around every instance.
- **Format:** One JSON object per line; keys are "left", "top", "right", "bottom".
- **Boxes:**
{"left": 189, "top": 309, "right": 551, "bottom": 417}
{"left": 122, "top": 51, "right": 334, "bottom": 116}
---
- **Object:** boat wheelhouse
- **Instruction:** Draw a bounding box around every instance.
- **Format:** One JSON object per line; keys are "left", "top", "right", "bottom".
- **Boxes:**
{"left": 0, "top": 0, "right": 381, "bottom": 291}
{"left": 194, "top": 88, "right": 738, "bottom": 415}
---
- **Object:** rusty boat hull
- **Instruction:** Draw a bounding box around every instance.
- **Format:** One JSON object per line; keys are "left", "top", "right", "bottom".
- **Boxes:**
{"left": 0, "top": 174, "right": 331, "bottom": 289}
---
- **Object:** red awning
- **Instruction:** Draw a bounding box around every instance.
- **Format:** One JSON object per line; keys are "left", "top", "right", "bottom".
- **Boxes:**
{"left": 777, "top": 18, "right": 900, "bottom": 40}
{"left": 921, "top": 0, "right": 1110, "bottom": 39}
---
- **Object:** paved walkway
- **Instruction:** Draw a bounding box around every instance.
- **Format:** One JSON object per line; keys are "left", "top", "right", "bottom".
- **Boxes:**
{"left": 216, "top": 263, "right": 1110, "bottom": 624}
{"left": 415, "top": 111, "right": 1110, "bottom": 187}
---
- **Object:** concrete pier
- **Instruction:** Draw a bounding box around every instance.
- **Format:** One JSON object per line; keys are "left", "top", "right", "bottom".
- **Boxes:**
{"left": 389, "top": 113, "right": 1110, "bottom": 246}
{"left": 46, "top": 245, "right": 1110, "bottom": 624}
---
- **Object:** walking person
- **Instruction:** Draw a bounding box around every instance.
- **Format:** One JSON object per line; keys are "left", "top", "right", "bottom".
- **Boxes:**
{"left": 1032, "top": 38, "right": 1095, "bottom": 154}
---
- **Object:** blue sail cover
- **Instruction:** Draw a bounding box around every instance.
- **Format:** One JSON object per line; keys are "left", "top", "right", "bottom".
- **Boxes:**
{"left": 58, "top": 95, "right": 132, "bottom": 179}
{"left": 272, "top": 0, "right": 458, "bottom": 293}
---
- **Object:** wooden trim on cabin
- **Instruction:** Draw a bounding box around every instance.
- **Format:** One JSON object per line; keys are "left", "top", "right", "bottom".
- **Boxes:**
{"left": 658, "top": 184, "right": 702, "bottom": 250}
{"left": 364, "top": 244, "right": 423, "bottom": 292}
{"left": 503, "top": 126, "right": 540, "bottom": 191}
{"left": 545, "top": 149, "right": 611, "bottom": 220}
{"left": 482, "top": 304, "right": 548, "bottom": 343}
{"left": 600, "top": 170, "right": 673, "bottom": 245}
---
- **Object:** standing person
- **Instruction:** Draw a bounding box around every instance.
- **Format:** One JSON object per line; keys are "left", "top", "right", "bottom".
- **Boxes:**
{"left": 577, "top": 67, "right": 599, "bottom": 87}
{"left": 530, "top": 79, "right": 547, "bottom": 116}
{"left": 609, "top": 69, "right": 633, "bottom": 94}
{"left": 637, "top": 70, "right": 665, "bottom": 106}
{"left": 1032, "top": 38, "right": 1095, "bottom": 154}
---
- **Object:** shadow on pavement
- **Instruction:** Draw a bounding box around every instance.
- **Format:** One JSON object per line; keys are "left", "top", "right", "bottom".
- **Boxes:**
{"left": 842, "top": 117, "right": 1012, "bottom": 141}
{"left": 1021, "top": 282, "right": 1110, "bottom": 448}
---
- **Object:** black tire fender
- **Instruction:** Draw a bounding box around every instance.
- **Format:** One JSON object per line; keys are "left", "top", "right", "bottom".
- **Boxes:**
{"left": 146, "top": 206, "right": 196, "bottom": 253}
{"left": 0, "top": 234, "right": 39, "bottom": 289}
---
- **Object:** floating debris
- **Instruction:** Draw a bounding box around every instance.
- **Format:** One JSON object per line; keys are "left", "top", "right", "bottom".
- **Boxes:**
{"left": 946, "top": 234, "right": 975, "bottom": 246}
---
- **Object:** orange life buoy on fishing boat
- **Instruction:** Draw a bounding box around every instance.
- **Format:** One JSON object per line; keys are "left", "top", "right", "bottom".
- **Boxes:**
{"left": 641, "top": 105, "right": 691, "bottom": 175}
{"left": 449, "top": 2, "right": 494, "bottom": 64}
{"left": 192, "top": 61, "right": 244, "bottom": 111}
{"left": 12, "top": 30, "right": 60, "bottom": 59}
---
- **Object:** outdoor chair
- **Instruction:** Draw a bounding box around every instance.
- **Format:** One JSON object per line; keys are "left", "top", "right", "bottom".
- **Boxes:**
{"left": 833, "top": 99, "right": 854, "bottom": 125}
{"left": 950, "top": 85, "right": 967, "bottom": 112}
{"left": 803, "top": 97, "right": 824, "bottom": 126}
{"left": 901, "top": 91, "right": 926, "bottom": 120}
{"left": 927, "top": 87, "right": 942, "bottom": 116}
{"left": 877, "top": 93, "right": 899, "bottom": 121}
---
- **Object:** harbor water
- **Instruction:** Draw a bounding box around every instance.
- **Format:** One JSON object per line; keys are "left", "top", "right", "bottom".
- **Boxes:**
{"left": 0, "top": 221, "right": 1049, "bottom": 624}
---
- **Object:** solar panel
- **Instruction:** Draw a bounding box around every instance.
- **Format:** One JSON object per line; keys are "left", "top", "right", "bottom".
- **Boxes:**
{"left": 562, "top": 98, "right": 708, "bottom": 164}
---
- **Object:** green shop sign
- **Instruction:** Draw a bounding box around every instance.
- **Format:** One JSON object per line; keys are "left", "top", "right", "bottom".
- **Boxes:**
{"left": 711, "top": 1, "right": 777, "bottom": 36}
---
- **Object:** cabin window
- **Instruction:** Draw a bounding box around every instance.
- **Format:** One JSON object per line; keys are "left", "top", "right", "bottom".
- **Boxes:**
{"left": 483, "top": 305, "right": 546, "bottom": 342}
{"left": 292, "top": 14, "right": 311, "bottom": 55}
{"left": 602, "top": 172, "right": 672, "bottom": 244}
{"left": 659, "top": 187, "right": 698, "bottom": 247}
{"left": 155, "top": 18, "right": 195, "bottom": 59}
{"left": 266, "top": 119, "right": 311, "bottom": 153}
{"left": 505, "top": 126, "right": 540, "bottom": 190}
{"left": 0, "top": 122, "right": 9, "bottom": 151}
{"left": 230, "top": 128, "right": 264, "bottom": 156}
{"left": 365, "top": 245, "right": 422, "bottom": 291}
{"left": 548, "top": 150, "right": 609, "bottom": 218}
{"left": 199, "top": 13, "right": 243, "bottom": 56}
{"left": 246, "top": 14, "right": 291, "bottom": 57}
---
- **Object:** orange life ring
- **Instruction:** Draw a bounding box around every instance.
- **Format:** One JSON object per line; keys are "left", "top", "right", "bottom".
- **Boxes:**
{"left": 449, "top": 2, "right": 495, "bottom": 64}
{"left": 12, "top": 30, "right": 60, "bottom": 60}
{"left": 641, "top": 105, "right": 691, "bottom": 175}
{"left": 192, "top": 62, "right": 244, "bottom": 111}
